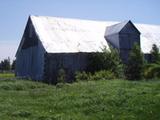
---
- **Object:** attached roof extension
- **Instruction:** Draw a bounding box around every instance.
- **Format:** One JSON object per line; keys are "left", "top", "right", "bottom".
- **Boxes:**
{"left": 105, "top": 20, "right": 141, "bottom": 36}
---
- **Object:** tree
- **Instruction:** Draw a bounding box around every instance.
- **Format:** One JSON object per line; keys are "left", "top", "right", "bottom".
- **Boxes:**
{"left": 0, "top": 62, "right": 2, "bottom": 71}
{"left": 88, "top": 46, "right": 124, "bottom": 78}
{"left": 143, "top": 44, "right": 160, "bottom": 79}
{"left": 150, "top": 44, "right": 160, "bottom": 63}
{"left": 0, "top": 57, "right": 11, "bottom": 71}
{"left": 125, "top": 43, "right": 145, "bottom": 80}
{"left": 11, "top": 60, "right": 16, "bottom": 70}
{"left": 144, "top": 63, "right": 160, "bottom": 79}
{"left": 57, "top": 68, "right": 66, "bottom": 83}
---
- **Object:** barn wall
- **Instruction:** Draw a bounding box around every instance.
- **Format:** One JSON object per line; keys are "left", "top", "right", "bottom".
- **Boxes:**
{"left": 16, "top": 17, "right": 45, "bottom": 80}
{"left": 44, "top": 53, "right": 89, "bottom": 84}
{"left": 16, "top": 42, "right": 45, "bottom": 80}
{"left": 16, "top": 46, "right": 36, "bottom": 78}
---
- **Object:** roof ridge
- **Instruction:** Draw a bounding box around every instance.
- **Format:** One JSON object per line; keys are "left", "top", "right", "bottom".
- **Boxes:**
{"left": 30, "top": 15, "right": 118, "bottom": 24}
{"left": 30, "top": 15, "right": 160, "bottom": 27}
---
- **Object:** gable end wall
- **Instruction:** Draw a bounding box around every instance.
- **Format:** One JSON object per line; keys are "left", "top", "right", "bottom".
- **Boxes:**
{"left": 16, "top": 18, "right": 45, "bottom": 80}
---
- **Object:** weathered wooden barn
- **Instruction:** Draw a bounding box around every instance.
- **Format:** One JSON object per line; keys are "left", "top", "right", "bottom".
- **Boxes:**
{"left": 16, "top": 15, "right": 160, "bottom": 83}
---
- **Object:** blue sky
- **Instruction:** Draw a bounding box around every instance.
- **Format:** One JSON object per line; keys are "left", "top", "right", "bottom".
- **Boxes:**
{"left": 0, "top": 0, "right": 160, "bottom": 61}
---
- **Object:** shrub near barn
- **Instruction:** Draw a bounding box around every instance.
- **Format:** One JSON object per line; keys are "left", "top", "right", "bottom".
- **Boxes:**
{"left": 125, "top": 43, "right": 145, "bottom": 80}
{"left": 144, "top": 44, "right": 160, "bottom": 79}
{"left": 87, "top": 47, "right": 124, "bottom": 79}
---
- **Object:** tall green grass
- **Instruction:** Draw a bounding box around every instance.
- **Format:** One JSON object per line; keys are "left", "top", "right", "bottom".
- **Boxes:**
{"left": 0, "top": 73, "right": 15, "bottom": 79}
{"left": 0, "top": 79, "right": 160, "bottom": 120}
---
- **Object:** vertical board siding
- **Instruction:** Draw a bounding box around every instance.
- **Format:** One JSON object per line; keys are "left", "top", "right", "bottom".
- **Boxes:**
{"left": 16, "top": 45, "right": 45, "bottom": 80}
{"left": 16, "top": 17, "right": 45, "bottom": 80}
{"left": 44, "top": 53, "right": 89, "bottom": 84}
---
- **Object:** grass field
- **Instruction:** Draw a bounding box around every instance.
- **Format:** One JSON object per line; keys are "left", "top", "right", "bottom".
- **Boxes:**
{"left": 0, "top": 73, "right": 15, "bottom": 79}
{"left": 0, "top": 75, "right": 160, "bottom": 120}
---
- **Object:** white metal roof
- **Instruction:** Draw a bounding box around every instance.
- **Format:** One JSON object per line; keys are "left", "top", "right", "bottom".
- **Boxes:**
{"left": 30, "top": 15, "right": 160, "bottom": 54}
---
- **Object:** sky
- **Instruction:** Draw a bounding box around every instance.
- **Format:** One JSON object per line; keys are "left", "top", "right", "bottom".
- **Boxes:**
{"left": 0, "top": 0, "right": 160, "bottom": 61}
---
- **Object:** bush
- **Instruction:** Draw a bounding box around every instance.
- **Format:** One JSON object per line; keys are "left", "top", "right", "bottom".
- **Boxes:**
{"left": 150, "top": 44, "right": 160, "bottom": 63}
{"left": 125, "top": 43, "right": 145, "bottom": 80}
{"left": 57, "top": 68, "right": 66, "bottom": 83}
{"left": 87, "top": 46, "right": 124, "bottom": 78}
{"left": 90, "top": 70, "right": 116, "bottom": 80}
{"left": 75, "top": 71, "right": 91, "bottom": 81}
{"left": 75, "top": 70, "right": 116, "bottom": 81}
{"left": 143, "top": 44, "right": 160, "bottom": 79}
{"left": 56, "top": 82, "right": 65, "bottom": 88}
{"left": 144, "top": 63, "right": 160, "bottom": 79}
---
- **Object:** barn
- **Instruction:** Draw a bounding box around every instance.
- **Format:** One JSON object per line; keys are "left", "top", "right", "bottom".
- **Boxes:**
{"left": 15, "top": 15, "right": 160, "bottom": 83}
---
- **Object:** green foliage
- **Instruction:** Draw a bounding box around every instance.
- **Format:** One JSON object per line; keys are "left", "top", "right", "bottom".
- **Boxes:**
{"left": 56, "top": 82, "right": 65, "bottom": 88}
{"left": 57, "top": 68, "right": 66, "bottom": 83}
{"left": 0, "top": 73, "right": 15, "bottom": 79}
{"left": 75, "top": 71, "right": 91, "bottom": 81}
{"left": 11, "top": 60, "right": 16, "bottom": 70}
{"left": 150, "top": 44, "right": 160, "bottom": 63}
{"left": 143, "top": 44, "right": 160, "bottom": 79}
{"left": 0, "top": 79, "right": 47, "bottom": 91}
{"left": 88, "top": 46, "right": 124, "bottom": 78}
{"left": 125, "top": 43, "right": 145, "bottom": 80}
{"left": 144, "top": 63, "right": 160, "bottom": 79}
{"left": 90, "top": 70, "right": 116, "bottom": 80}
{"left": 0, "top": 79, "right": 160, "bottom": 120}
{"left": 0, "top": 57, "right": 11, "bottom": 71}
{"left": 75, "top": 70, "right": 116, "bottom": 81}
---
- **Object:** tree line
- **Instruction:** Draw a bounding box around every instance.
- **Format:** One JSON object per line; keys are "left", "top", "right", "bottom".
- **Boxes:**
{"left": 0, "top": 57, "right": 16, "bottom": 72}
